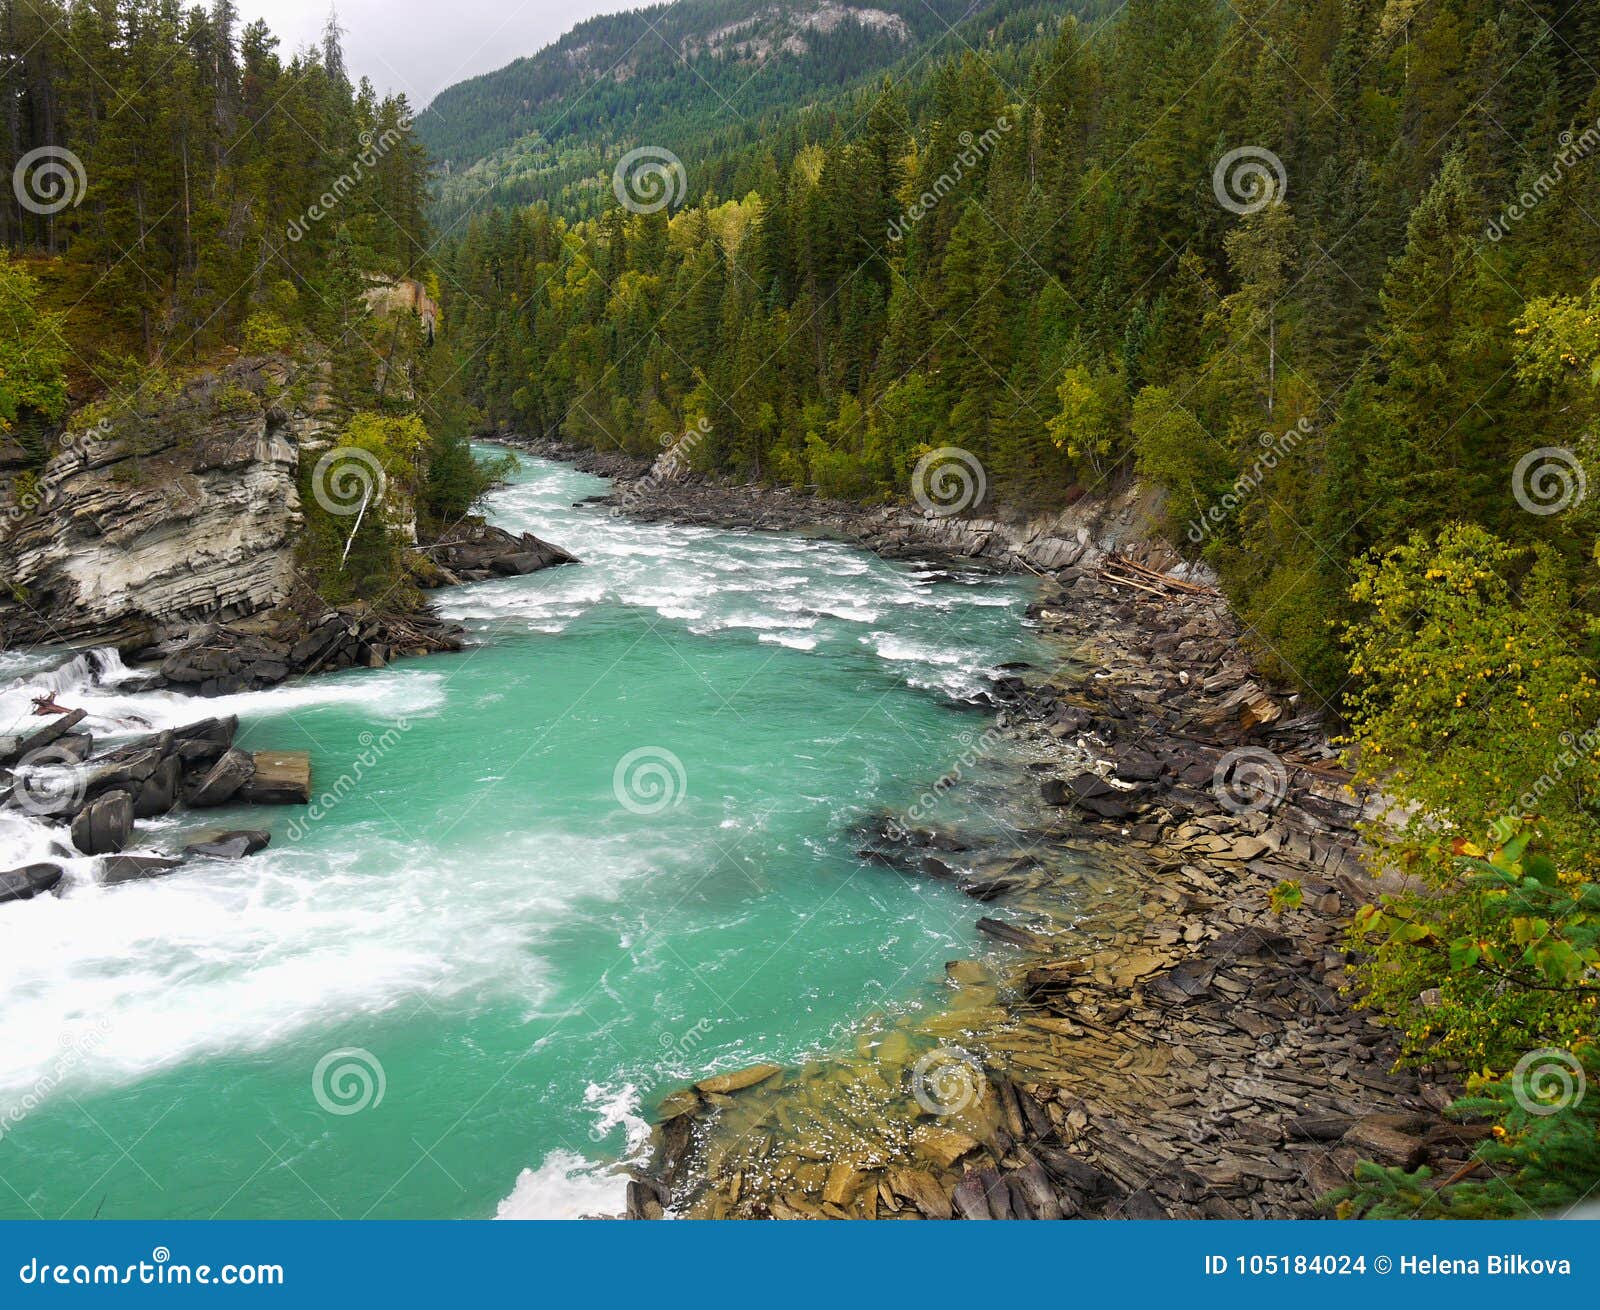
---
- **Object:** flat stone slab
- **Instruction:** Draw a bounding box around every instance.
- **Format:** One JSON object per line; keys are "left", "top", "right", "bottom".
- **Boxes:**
{"left": 240, "top": 751, "right": 311, "bottom": 804}
{"left": 100, "top": 855, "right": 186, "bottom": 886}
{"left": 694, "top": 1063, "right": 782, "bottom": 1095}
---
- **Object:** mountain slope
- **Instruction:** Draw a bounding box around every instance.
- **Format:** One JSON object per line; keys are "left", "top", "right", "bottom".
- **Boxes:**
{"left": 416, "top": 0, "right": 1073, "bottom": 224}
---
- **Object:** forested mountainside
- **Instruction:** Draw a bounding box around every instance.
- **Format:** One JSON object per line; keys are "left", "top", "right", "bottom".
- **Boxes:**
{"left": 440, "top": 0, "right": 1600, "bottom": 704}
{"left": 1, "top": 0, "right": 497, "bottom": 607}
{"left": 415, "top": 0, "right": 1109, "bottom": 224}
{"left": 439, "top": 5, "right": 1600, "bottom": 1194}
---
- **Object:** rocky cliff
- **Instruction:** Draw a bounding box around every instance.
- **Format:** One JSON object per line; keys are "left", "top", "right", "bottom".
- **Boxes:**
{"left": 0, "top": 357, "right": 321, "bottom": 647}
{"left": 1, "top": 358, "right": 577, "bottom": 680}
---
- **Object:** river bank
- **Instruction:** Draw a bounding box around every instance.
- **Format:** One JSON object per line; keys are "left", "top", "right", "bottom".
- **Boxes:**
{"left": 518, "top": 439, "right": 1475, "bottom": 1220}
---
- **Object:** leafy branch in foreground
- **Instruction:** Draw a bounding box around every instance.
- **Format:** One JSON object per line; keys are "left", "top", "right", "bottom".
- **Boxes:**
{"left": 1335, "top": 1043, "right": 1598, "bottom": 1219}
{"left": 1336, "top": 523, "right": 1600, "bottom": 1215}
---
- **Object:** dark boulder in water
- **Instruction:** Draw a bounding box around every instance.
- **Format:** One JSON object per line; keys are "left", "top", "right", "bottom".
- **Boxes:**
{"left": 185, "top": 748, "right": 254, "bottom": 807}
{"left": 133, "top": 755, "right": 181, "bottom": 818}
{"left": 100, "top": 854, "right": 186, "bottom": 886}
{"left": 70, "top": 790, "right": 134, "bottom": 855}
{"left": 185, "top": 829, "right": 271, "bottom": 859}
{"left": 0, "top": 863, "right": 65, "bottom": 903}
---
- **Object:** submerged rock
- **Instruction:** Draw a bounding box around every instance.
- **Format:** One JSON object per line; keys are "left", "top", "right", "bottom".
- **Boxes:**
{"left": 695, "top": 1064, "right": 782, "bottom": 1095}
{"left": 185, "top": 829, "right": 271, "bottom": 859}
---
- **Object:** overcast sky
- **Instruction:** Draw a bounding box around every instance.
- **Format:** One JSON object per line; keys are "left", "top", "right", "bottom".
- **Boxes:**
{"left": 240, "top": 0, "right": 643, "bottom": 107}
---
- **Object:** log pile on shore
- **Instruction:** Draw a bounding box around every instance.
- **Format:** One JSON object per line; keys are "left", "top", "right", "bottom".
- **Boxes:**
{"left": 595, "top": 464, "right": 1472, "bottom": 1220}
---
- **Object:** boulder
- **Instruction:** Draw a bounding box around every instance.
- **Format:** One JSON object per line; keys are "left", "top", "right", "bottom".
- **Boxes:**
{"left": 82, "top": 746, "right": 167, "bottom": 798}
{"left": 0, "top": 863, "right": 65, "bottom": 903}
{"left": 163, "top": 717, "right": 238, "bottom": 769}
{"left": 239, "top": 751, "right": 311, "bottom": 804}
{"left": 100, "top": 854, "right": 186, "bottom": 886}
{"left": 132, "top": 755, "right": 180, "bottom": 818}
{"left": 186, "top": 748, "right": 254, "bottom": 807}
{"left": 1040, "top": 772, "right": 1139, "bottom": 820}
{"left": 185, "top": 829, "right": 271, "bottom": 859}
{"left": 52, "top": 732, "right": 95, "bottom": 762}
{"left": 70, "top": 790, "right": 134, "bottom": 855}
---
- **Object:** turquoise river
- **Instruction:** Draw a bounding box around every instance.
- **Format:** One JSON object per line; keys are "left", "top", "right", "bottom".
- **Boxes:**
{"left": 0, "top": 451, "right": 1040, "bottom": 1218}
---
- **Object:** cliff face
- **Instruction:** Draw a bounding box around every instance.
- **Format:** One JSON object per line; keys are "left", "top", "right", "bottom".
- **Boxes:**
{"left": 0, "top": 356, "right": 324, "bottom": 646}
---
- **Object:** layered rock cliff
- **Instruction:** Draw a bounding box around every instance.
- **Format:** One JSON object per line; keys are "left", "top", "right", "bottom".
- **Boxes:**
{"left": 0, "top": 356, "right": 576, "bottom": 676}
{"left": 0, "top": 357, "right": 320, "bottom": 646}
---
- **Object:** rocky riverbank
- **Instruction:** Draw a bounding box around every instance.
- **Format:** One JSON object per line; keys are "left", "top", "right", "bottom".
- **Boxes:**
{"left": 1, "top": 361, "right": 577, "bottom": 691}
{"left": 560, "top": 450, "right": 1470, "bottom": 1221}
{"left": 0, "top": 707, "right": 310, "bottom": 901}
